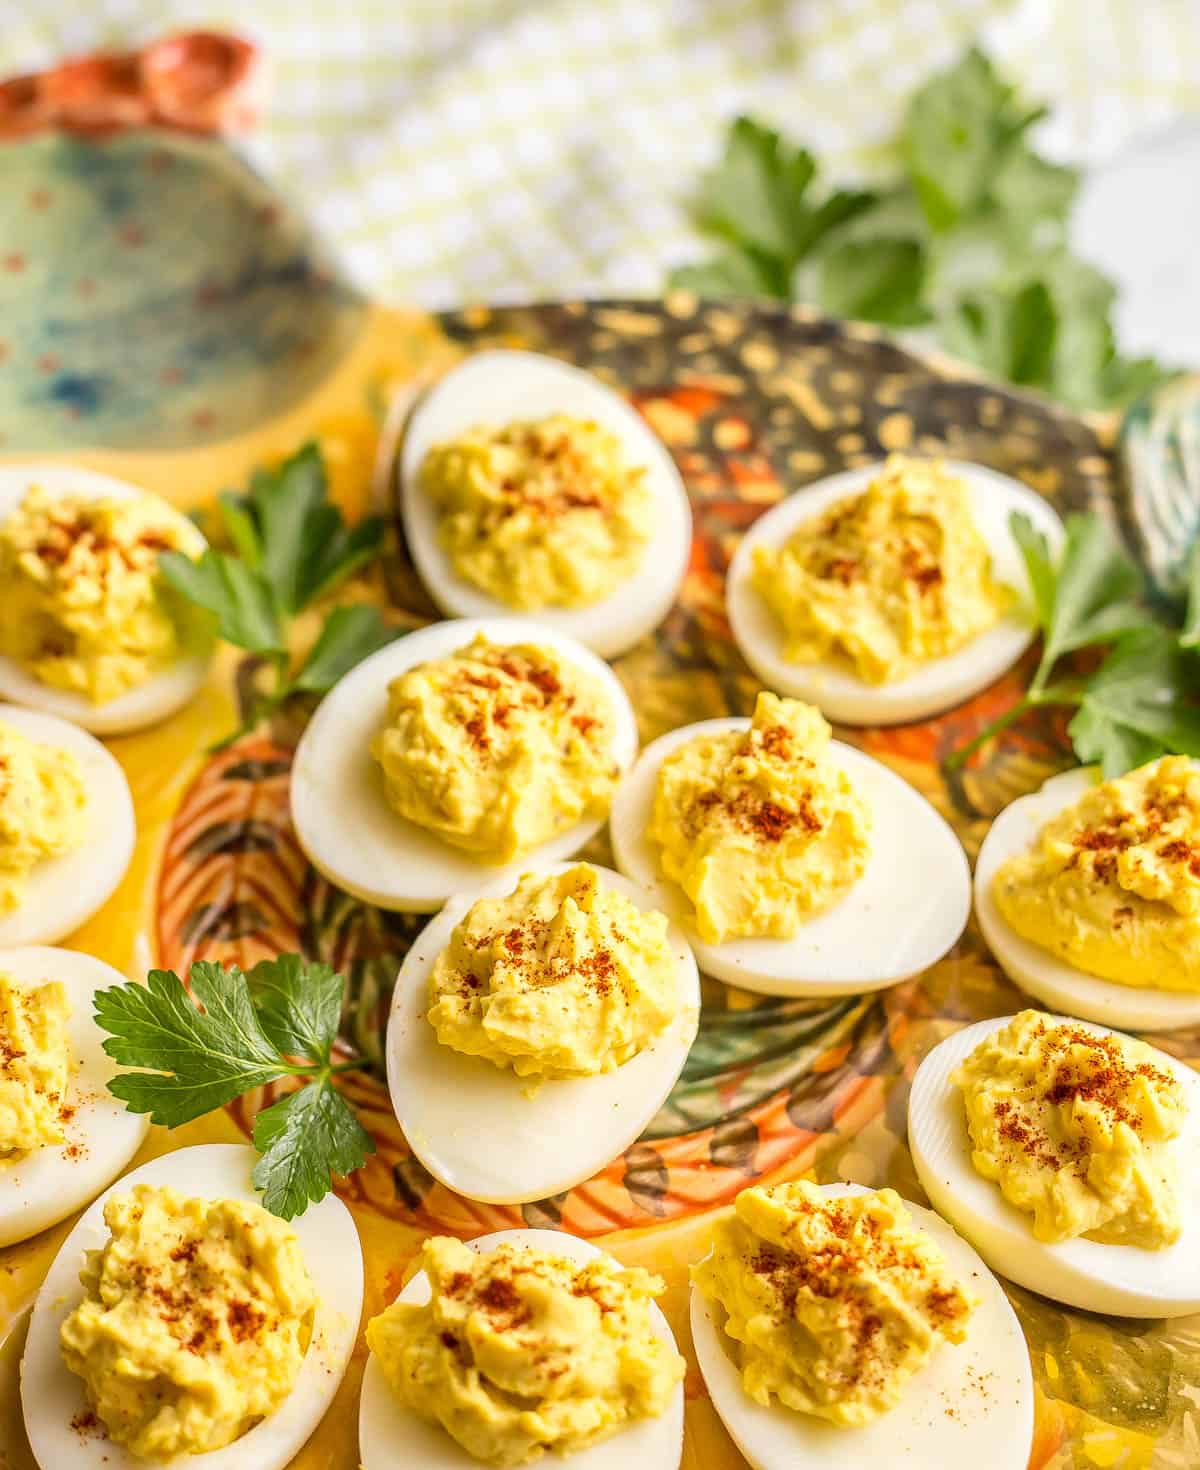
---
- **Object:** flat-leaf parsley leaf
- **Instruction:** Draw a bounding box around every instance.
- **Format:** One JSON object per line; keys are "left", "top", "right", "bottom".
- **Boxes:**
{"left": 95, "top": 956, "right": 375, "bottom": 1219}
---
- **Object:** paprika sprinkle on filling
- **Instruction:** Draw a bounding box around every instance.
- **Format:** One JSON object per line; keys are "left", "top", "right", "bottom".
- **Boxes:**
{"left": 953, "top": 1010, "right": 1185, "bottom": 1248}
{"left": 648, "top": 692, "right": 871, "bottom": 943}
{"left": 58, "top": 1184, "right": 316, "bottom": 1458}
{"left": 365, "top": 1235, "right": 685, "bottom": 1467}
{"left": 749, "top": 454, "right": 1010, "bottom": 684}
{"left": 420, "top": 414, "right": 654, "bottom": 611}
{"left": 692, "top": 1180, "right": 975, "bottom": 1427}
{"left": 427, "top": 864, "right": 679, "bottom": 1081}
{"left": 993, "top": 756, "right": 1200, "bottom": 993}
{"left": 370, "top": 636, "right": 619, "bottom": 864}
{"left": 0, "top": 486, "right": 206, "bottom": 703}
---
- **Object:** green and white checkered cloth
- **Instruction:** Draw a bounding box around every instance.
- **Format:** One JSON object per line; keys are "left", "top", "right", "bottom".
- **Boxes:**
{"left": 4, "top": 0, "right": 1199, "bottom": 309}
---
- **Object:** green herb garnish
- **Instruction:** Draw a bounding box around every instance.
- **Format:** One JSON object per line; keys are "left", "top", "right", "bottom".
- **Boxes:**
{"left": 95, "top": 956, "right": 375, "bottom": 1220}
{"left": 160, "top": 443, "right": 399, "bottom": 746}
{"left": 670, "top": 48, "right": 1170, "bottom": 409}
{"left": 947, "top": 516, "right": 1200, "bottom": 777}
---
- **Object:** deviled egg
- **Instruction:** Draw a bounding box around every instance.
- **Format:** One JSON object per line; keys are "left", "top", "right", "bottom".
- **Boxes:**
{"left": 292, "top": 618, "right": 638, "bottom": 912}
{"left": 0, "top": 946, "right": 148, "bottom": 1247}
{"left": 0, "top": 463, "right": 213, "bottom": 734}
{"left": 909, "top": 1012, "right": 1200, "bottom": 1317}
{"left": 386, "top": 861, "right": 699, "bottom": 1203}
{"left": 690, "top": 1181, "right": 1033, "bottom": 1470}
{"left": 399, "top": 350, "right": 692, "bottom": 658}
{"left": 0, "top": 704, "right": 135, "bottom": 948}
{"left": 21, "top": 1142, "right": 363, "bottom": 1470}
{"left": 359, "top": 1227, "right": 685, "bottom": 1469}
{"left": 726, "top": 455, "right": 1064, "bottom": 725}
{"left": 975, "top": 756, "right": 1200, "bottom": 1029}
{"left": 610, "top": 693, "right": 969, "bottom": 996}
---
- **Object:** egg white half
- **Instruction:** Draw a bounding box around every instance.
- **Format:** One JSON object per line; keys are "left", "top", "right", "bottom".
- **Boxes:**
{"left": 690, "top": 1183, "right": 1033, "bottom": 1470}
{"left": 359, "top": 1226, "right": 685, "bottom": 1470}
{"left": 726, "top": 459, "right": 1064, "bottom": 726}
{"left": 609, "top": 718, "right": 970, "bottom": 996}
{"left": 399, "top": 349, "right": 692, "bottom": 659}
{"left": 292, "top": 617, "right": 639, "bottom": 913}
{"left": 0, "top": 946, "right": 148, "bottom": 1247}
{"left": 21, "top": 1142, "right": 363, "bottom": 1470}
{"left": 0, "top": 463, "right": 213, "bottom": 734}
{"left": 0, "top": 705, "right": 135, "bottom": 948}
{"left": 386, "top": 862, "right": 699, "bottom": 1204}
{"left": 975, "top": 766, "right": 1200, "bottom": 1029}
{"left": 908, "top": 1015, "right": 1200, "bottom": 1317}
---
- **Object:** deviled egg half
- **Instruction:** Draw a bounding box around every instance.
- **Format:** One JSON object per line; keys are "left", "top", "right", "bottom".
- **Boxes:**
{"left": 726, "top": 455, "right": 1064, "bottom": 725}
{"left": 0, "top": 463, "right": 213, "bottom": 733}
{"left": 359, "top": 1227, "right": 686, "bottom": 1469}
{"left": 292, "top": 617, "right": 638, "bottom": 912}
{"left": 399, "top": 349, "right": 692, "bottom": 658}
{"left": 909, "top": 1011, "right": 1200, "bottom": 1317}
{"left": 690, "top": 1180, "right": 1033, "bottom": 1470}
{"left": 975, "top": 756, "right": 1200, "bottom": 1028}
{"left": 0, "top": 946, "right": 148, "bottom": 1247}
{"left": 610, "top": 692, "right": 969, "bottom": 996}
{"left": 0, "top": 704, "right": 135, "bottom": 947}
{"left": 22, "top": 1142, "right": 363, "bottom": 1470}
{"left": 386, "top": 861, "right": 699, "bottom": 1204}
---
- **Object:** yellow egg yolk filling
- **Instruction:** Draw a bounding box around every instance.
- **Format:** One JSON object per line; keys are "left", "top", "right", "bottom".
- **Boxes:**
{"left": 0, "top": 487, "right": 204, "bottom": 703}
{"left": 648, "top": 692, "right": 871, "bottom": 944}
{"left": 0, "top": 719, "right": 87, "bottom": 914}
{"left": 366, "top": 1235, "right": 684, "bottom": 1467}
{"left": 751, "top": 455, "right": 1010, "bottom": 683}
{"left": 953, "top": 1010, "right": 1184, "bottom": 1248}
{"left": 0, "top": 973, "right": 70, "bottom": 1162}
{"left": 371, "top": 636, "right": 619, "bottom": 864}
{"left": 427, "top": 864, "right": 681, "bottom": 1080}
{"left": 994, "top": 755, "right": 1200, "bottom": 992}
{"left": 59, "top": 1185, "right": 317, "bottom": 1458}
{"left": 692, "top": 1180, "right": 974, "bottom": 1427}
{"left": 422, "top": 414, "right": 653, "bottom": 610}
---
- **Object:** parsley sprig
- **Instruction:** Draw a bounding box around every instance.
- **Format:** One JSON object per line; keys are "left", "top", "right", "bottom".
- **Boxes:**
{"left": 947, "top": 514, "right": 1200, "bottom": 777}
{"left": 95, "top": 957, "right": 375, "bottom": 1220}
{"left": 160, "top": 443, "right": 399, "bottom": 747}
{"left": 671, "top": 48, "right": 1169, "bottom": 409}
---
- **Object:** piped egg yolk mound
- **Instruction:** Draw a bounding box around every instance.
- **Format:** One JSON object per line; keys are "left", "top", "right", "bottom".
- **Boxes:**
{"left": 648, "top": 692, "right": 870, "bottom": 943}
{"left": 422, "top": 414, "right": 653, "bottom": 610}
{"left": 367, "top": 1235, "right": 684, "bottom": 1467}
{"left": 0, "top": 972, "right": 70, "bottom": 1161}
{"left": 953, "top": 1010, "right": 1184, "bottom": 1248}
{"left": 994, "top": 755, "right": 1200, "bottom": 992}
{"left": 692, "top": 1180, "right": 975, "bottom": 1427}
{"left": 750, "top": 456, "right": 1010, "bottom": 683}
{"left": 427, "top": 864, "right": 678, "bottom": 1080}
{"left": 0, "top": 719, "right": 87, "bottom": 913}
{"left": 59, "top": 1185, "right": 317, "bottom": 1458}
{"left": 371, "top": 636, "right": 618, "bottom": 864}
{"left": 0, "top": 487, "right": 203, "bottom": 703}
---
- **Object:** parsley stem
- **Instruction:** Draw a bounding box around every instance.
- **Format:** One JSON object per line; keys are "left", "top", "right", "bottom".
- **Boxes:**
{"left": 943, "top": 697, "right": 1033, "bottom": 772}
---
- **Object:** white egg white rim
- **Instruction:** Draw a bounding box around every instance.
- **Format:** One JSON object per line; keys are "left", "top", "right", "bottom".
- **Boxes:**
{"left": 385, "top": 861, "right": 700, "bottom": 1205}
{"left": 908, "top": 1015, "right": 1200, "bottom": 1317}
{"left": 609, "top": 717, "right": 970, "bottom": 995}
{"left": 359, "top": 1226, "right": 684, "bottom": 1470}
{"left": 291, "top": 617, "right": 639, "bottom": 913}
{"left": 689, "top": 1183, "right": 1033, "bottom": 1470}
{"left": 0, "top": 946, "right": 148, "bottom": 1248}
{"left": 398, "top": 349, "right": 693, "bottom": 659}
{"left": 0, "top": 705, "right": 136, "bottom": 948}
{"left": 0, "top": 463, "right": 212, "bottom": 733}
{"left": 726, "top": 459, "right": 1064, "bottom": 726}
{"left": 975, "top": 766, "right": 1200, "bottom": 1029}
{"left": 21, "top": 1143, "right": 364, "bottom": 1470}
